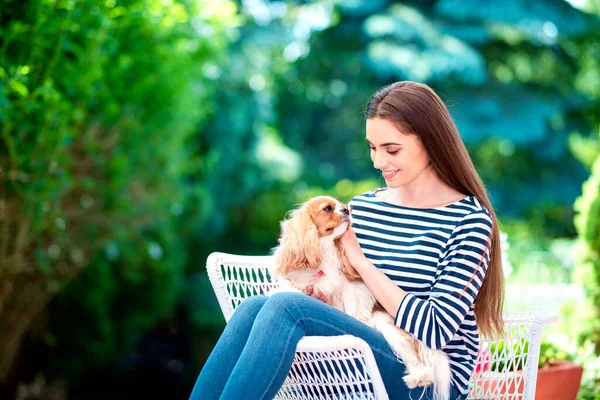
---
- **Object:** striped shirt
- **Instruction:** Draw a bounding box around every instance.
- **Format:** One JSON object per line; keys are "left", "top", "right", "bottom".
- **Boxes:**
{"left": 349, "top": 189, "right": 493, "bottom": 395}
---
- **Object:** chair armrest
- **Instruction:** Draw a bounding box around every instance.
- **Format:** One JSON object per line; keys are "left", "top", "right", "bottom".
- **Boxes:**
{"left": 289, "top": 335, "right": 389, "bottom": 400}
{"left": 502, "top": 312, "right": 558, "bottom": 326}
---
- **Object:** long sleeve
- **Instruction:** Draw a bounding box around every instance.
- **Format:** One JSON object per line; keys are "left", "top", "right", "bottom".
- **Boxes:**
{"left": 394, "top": 210, "right": 492, "bottom": 350}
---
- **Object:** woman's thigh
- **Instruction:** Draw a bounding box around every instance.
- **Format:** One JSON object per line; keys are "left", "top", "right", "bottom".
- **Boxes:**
{"left": 263, "top": 292, "right": 435, "bottom": 400}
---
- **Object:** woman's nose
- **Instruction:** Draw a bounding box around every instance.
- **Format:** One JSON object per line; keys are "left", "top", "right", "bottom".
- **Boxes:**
{"left": 373, "top": 152, "right": 386, "bottom": 169}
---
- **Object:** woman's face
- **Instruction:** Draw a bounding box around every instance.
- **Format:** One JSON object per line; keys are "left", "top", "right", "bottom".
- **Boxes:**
{"left": 366, "top": 117, "right": 431, "bottom": 188}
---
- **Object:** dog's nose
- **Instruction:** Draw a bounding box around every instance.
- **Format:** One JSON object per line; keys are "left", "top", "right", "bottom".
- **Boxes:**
{"left": 341, "top": 208, "right": 349, "bottom": 215}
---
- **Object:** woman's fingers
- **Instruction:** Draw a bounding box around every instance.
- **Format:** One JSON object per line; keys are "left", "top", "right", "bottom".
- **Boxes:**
{"left": 341, "top": 227, "right": 360, "bottom": 249}
{"left": 303, "top": 285, "right": 331, "bottom": 305}
{"left": 312, "top": 287, "right": 322, "bottom": 300}
{"left": 303, "top": 284, "right": 313, "bottom": 295}
{"left": 313, "top": 288, "right": 331, "bottom": 305}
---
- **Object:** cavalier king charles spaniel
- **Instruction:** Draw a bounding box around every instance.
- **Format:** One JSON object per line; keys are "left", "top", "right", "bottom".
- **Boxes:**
{"left": 270, "top": 196, "right": 451, "bottom": 400}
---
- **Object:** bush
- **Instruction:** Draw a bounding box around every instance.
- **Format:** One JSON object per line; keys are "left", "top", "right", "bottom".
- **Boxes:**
{"left": 574, "top": 132, "right": 600, "bottom": 353}
{"left": 0, "top": 0, "right": 236, "bottom": 387}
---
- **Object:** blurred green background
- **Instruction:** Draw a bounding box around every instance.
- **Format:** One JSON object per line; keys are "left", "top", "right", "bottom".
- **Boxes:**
{"left": 1, "top": 0, "right": 600, "bottom": 398}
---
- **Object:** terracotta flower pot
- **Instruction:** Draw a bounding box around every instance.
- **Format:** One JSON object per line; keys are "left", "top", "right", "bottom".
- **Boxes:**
{"left": 535, "top": 360, "right": 583, "bottom": 400}
{"left": 470, "top": 373, "right": 525, "bottom": 398}
{"left": 470, "top": 361, "right": 583, "bottom": 399}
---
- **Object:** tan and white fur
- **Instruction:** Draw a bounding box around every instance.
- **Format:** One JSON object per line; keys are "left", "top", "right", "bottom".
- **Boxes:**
{"left": 269, "top": 196, "right": 451, "bottom": 400}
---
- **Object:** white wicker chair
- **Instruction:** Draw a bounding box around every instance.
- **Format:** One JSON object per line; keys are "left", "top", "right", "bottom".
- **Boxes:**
{"left": 206, "top": 252, "right": 557, "bottom": 400}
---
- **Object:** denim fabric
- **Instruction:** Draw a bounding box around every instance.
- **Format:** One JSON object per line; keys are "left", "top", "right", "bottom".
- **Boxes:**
{"left": 190, "top": 293, "right": 466, "bottom": 400}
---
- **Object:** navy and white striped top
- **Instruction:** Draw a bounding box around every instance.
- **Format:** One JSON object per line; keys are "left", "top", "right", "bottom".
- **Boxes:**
{"left": 349, "top": 189, "right": 493, "bottom": 395}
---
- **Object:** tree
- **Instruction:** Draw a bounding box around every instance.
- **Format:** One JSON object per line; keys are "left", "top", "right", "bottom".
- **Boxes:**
{"left": 3, "top": 0, "right": 600, "bottom": 396}
{"left": 0, "top": 0, "right": 236, "bottom": 388}
{"left": 273, "top": 0, "right": 600, "bottom": 236}
{"left": 574, "top": 131, "right": 600, "bottom": 353}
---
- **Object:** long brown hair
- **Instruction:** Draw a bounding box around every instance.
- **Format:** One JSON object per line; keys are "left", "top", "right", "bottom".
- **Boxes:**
{"left": 365, "top": 81, "right": 504, "bottom": 337}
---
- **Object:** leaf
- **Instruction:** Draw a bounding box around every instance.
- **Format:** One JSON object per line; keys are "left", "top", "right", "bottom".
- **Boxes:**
{"left": 435, "top": 0, "right": 599, "bottom": 38}
{"left": 8, "top": 79, "right": 29, "bottom": 98}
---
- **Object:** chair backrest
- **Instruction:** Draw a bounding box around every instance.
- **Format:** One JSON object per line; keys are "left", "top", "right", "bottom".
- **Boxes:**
{"left": 206, "top": 252, "right": 277, "bottom": 322}
{"left": 206, "top": 252, "right": 557, "bottom": 400}
{"left": 471, "top": 312, "right": 557, "bottom": 399}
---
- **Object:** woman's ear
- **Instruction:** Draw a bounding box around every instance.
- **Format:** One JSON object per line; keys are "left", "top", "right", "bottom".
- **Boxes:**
{"left": 336, "top": 240, "right": 362, "bottom": 281}
{"left": 273, "top": 206, "right": 321, "bottom": 276}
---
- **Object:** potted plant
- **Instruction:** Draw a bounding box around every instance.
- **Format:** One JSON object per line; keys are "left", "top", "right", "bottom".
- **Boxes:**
{"left": 535, "top": 341, "right": 584, "bottom": 400}
{"left": 471, "top": 339, "right": 584, "bottom": 400}
{"left": 470, "top": 339, "right": 528, "bottom": 397}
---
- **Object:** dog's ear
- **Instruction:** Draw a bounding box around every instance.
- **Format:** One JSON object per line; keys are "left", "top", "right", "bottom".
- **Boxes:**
{"left": 335, "top": 240, "right": 362, "bottom": 282}
{"left": 273, "top": 206, "right": 321, "bottom": 276}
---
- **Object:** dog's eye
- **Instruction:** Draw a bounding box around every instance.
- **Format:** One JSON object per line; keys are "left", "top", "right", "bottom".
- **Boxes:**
{"left": 324, "top": 205, "right": 333, "bottom": 212}
{"left": 326, "top": 228, "right": 333, "bottom": 232}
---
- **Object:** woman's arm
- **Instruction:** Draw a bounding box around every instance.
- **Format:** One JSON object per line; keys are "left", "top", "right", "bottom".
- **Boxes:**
{"left": 341, "top": 211, "right": 493, "bottom": 350}
{"left": 340, "top": 228, "right": 407, "bottom": 317}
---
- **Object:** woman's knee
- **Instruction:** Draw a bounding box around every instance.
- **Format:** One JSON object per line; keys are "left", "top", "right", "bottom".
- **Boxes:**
{"left": 266, "top": 291, "right": 307, "bottom": 308}
{"left": 235, "top": 295, "right": 268, "bottom": 316}
{"left": 261, "top": 291, "right": 317, "bottom": 322}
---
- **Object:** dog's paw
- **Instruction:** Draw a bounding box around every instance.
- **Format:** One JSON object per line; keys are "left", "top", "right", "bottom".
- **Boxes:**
{"left": 366, "top": 317, "right": 378, "bottom": 329}
{"left": 368, "top": 317, "right": 386, "bottom": 331}
{"left": 350, "top": 314, "right": 368, "bottom": 323}
{"left": 353, "top": 310, "right": 374, "bottom": 324}
{"left": 403, "top": 366, "right": 435, "bottom": 388}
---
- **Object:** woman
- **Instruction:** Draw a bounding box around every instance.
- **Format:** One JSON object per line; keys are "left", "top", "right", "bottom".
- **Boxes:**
{"left": 190, "top": 81, "right": 504, "bottom": 400}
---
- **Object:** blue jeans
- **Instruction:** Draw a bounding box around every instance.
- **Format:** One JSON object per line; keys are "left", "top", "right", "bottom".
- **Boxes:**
{"left": 190, "top": 292, "right": 466, "bottom": 400}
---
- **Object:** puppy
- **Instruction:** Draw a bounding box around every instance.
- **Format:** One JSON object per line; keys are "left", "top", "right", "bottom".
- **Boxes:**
{"left": 270, "top": 196, "right": 451, "bottom": 400}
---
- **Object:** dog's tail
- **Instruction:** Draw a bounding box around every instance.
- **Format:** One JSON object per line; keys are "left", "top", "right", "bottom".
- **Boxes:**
{"left": 420, "top": 348, "right": 451, "bottom": 400}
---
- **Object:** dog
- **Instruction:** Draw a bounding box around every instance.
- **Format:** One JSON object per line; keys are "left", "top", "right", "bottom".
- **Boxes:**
{"left": 269, "top": 195, "right": 451, "bottom": 400}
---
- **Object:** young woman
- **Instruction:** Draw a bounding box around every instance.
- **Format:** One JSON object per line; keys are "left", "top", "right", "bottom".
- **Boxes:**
{"left": 189, "top": 81, "right": 504, "bottom": 400}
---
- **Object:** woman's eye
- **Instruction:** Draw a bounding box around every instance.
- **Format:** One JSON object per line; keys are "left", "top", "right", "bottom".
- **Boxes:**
{"left": 388, "top": 150, "right": 399, "bottom": 155}
{"left": 369, "top": 146, "right": 375, "bottom": 151}
{"left": 324, "top": 205, "right": 333, "bottom": 212}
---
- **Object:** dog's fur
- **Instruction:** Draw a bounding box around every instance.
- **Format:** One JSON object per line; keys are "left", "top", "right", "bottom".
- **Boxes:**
{"left": 269, "top": 196, "right": 451, "bottom": 400}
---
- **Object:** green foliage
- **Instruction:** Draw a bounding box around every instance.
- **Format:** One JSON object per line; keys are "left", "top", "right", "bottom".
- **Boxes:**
{"left": 501, "top": 219, "right": 577, "bottom": 283}
{"left": 490, "top": 334, "right": 599, "bottom": 400}
{"left": 364, "top": 4, "right": 487, "bottom": 85}
{"left": 436, "top": 0, "right": 598, "bottom": 38}
{"left": 575, "top": 340, "right": 600, "bottom": 400}
{"left": 488, "top": 338, "right": 572, "bottom": 372}
{"left": 535, "top": 336, "right": 600, "bottom": 400}
{"left": 47, "top": 226, "right": 188, "bottom": 378}
{"left": 273, "top": 0, "right": 599, "bottom": 231}
{"left": 0, "top": 0, "right": 238, "bottom": 385}
{"left": 574, "top": 132, "right": 600, "bottom": 352}
{"left": 538, "top": 340, "right": 573, "bottom": 368}
{"left": 1, "top": 0, "right": 600, "bottom": 395}
{"left": 488, "top": 338, "right": 529, "bottom": 372}
{"left": 216, "top": 178, "right": 381, "bottom": 255}
{"left": 570, "top": 132, "right": 600, "bottom": 170}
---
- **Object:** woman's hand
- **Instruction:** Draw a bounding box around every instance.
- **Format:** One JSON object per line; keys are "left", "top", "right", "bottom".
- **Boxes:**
{"left": 340, "top": 226, "right": 368, "bottom": 270}
{"left": 303, "top": 285, "right": 332, "bottom": 305}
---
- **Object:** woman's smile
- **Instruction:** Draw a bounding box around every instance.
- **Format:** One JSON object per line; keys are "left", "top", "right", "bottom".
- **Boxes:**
{"left": 382, "top": 169, "right": 400, "bottom": 179}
